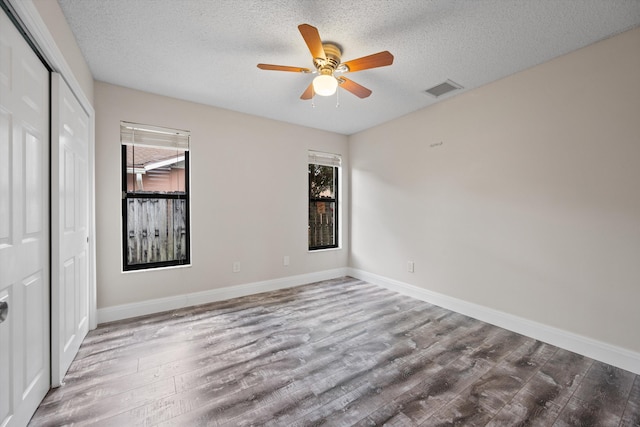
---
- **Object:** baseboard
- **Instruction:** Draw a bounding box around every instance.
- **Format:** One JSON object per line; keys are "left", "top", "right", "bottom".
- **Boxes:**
{"left": 348, "top": 268, "right": 640, "bottom": 375}
{"left": 97, "top": 266, "right": 640, "bottom": 375}
{"left": 97, "top": 268, "right": 348, "bottom": 324}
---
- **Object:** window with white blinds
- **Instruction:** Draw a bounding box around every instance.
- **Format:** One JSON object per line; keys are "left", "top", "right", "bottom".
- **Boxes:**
{"left": 121, "top": 121, "right": 191, "bottom": 270}
{"left": 120, "top": 121, "right": 190, "bottom": 151}
{"left": 308, "top": 150, "right": 342, "bottom": 168}
{"left": 308, "top": 150, "right": 341, "bottom": 250}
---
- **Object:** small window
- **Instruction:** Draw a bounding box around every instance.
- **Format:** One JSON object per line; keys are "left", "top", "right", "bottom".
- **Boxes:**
{"left": 308, "top": 151, "right": 341, "bottom": 250}
{"left": 121, "top": 122, "right": 191, "bottom": 270}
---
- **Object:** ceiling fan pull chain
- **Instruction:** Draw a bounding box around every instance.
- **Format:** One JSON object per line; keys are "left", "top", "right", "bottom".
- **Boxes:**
{"left": 336, "top": 87, "right": 340, "bottom": 108}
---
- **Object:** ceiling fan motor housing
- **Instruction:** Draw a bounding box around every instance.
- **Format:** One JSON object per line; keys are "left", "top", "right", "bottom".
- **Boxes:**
{"left": 314, "top": 43, "right": 342, "bottom": 73}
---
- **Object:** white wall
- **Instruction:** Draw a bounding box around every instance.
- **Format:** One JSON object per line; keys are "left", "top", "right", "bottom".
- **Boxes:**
{"left": 32, "top": 0, "right": 94, "bottom": 104}
{"left": 94, "top": 82, "right": 349, "bottom": 309}
{"left": 349, "top": 27, "right": 640, "bottom": 353}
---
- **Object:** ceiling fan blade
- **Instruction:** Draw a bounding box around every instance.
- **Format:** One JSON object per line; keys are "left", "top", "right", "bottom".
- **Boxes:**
{"left": 300, "top": 83, "right": 314, "bottom": 100}
{"left": 298, "top": 24, "right": 326, "bottom": 60}
{"left": 342, "top": 51, "right": 394, "bottom": 72}
{"left": 338, "top": 77, "right": 372, "bottom": 98}
{"left": 257, "top": 64, "right": 311, "bottom": 73}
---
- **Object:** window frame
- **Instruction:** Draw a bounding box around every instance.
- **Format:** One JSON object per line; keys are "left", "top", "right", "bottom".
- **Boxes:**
{"left": 121, "top": 125, "right": 191, "bottom": 271}
{"left": 308, "top": 152, "right": 341, "bottom": 251}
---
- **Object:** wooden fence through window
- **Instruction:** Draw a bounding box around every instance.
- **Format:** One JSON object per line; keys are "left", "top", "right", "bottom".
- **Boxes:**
{"left": 126, "top": 198, "right": 187, "bottom": 265}
{"left": 309, "top": 201, "right": 335, "bottom": 248}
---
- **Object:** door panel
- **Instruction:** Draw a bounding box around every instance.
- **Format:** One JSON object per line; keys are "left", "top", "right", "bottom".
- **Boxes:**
{"left": 0, "top": 8, "right": 50, "bottom": 427}
{"left": 0, "top": 111, "right": 10, "bottom": 242}
{"left": 64, "top": 148, "right": 75, "bottom": 229}
{"left": 63, "top": 257, "right": 75, "bottom": 350}
{"left": 25, "top": 131, "right": 44, "bottom": 234}
{"left": 52, "top": 73, "right": 90, "bottom": 386}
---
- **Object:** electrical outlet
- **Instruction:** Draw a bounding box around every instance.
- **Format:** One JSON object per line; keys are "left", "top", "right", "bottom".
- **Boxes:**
{"left": 283, "top": 256, "right": 290, "bottom": 266}
{"left": 407, "top": 261, "right": 415, "bottom": 273}
{"left": 233, "top": 261, "right": 241, "bottom": 273}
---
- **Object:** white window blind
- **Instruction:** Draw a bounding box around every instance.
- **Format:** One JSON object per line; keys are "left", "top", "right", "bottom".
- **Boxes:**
{"left": 121, "top": 121, "right": 190, "bottom": 150}
{"left": 308, "top": 150, "right": 341, "bottom": 167}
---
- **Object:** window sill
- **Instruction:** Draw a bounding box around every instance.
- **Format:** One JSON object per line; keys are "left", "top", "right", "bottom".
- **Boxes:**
{"left": 122, "top": 263, "right": 192, "bottom": 274}
{"left": 308, "top": 247, "right": 342, "bottom": 253}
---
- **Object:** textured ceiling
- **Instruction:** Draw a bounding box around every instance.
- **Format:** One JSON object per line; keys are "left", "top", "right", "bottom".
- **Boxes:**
{"left": 58, "top": 0, "right": 640, "bottom": 135}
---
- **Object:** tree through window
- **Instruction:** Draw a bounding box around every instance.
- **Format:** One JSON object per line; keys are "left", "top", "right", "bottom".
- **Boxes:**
{"left": 308, "top": 151, "right": 340, "bottom": 250}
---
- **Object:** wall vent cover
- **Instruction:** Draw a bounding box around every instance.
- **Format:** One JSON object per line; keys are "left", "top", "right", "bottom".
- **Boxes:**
{"left": 425, "top": 80, "right": 463, "bottom": 97}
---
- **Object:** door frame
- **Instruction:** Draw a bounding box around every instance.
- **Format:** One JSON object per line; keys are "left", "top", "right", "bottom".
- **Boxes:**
{"left": 6, "top": 0, "right": 97, "bottom": 342}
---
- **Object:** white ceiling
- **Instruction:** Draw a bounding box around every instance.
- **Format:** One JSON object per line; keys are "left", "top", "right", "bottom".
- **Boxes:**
{"left": 57, "top": 0, "right": 640, "bottom": 135}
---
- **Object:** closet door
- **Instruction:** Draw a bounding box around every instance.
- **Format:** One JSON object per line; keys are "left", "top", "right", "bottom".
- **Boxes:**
{"left": 0, "top": 8, "right": 51, "bottom": 427}
{"left": 51, "top": 73, "right": 90, "bottom": 386}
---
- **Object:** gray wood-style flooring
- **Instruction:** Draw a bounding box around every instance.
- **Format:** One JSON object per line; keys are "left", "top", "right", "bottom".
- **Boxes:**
{"left": 29, "top": 277, "right": 640, "bottom": 426}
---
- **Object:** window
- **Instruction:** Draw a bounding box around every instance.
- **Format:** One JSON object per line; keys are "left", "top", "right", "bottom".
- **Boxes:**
{"left": 121, "top": 122, "right": 190, "bottom": 270}
{"left": 308, "top": 150, "right": 341, "bottom": 250}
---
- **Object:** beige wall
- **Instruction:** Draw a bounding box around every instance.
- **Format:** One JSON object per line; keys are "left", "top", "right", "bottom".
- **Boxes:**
{"left": 94, "top": 82, "right": 349, "bottom": 308}
{"left": 30, "top": 0, "right": 640, "bottom": 355}
{"left": 32, "top": 0, "right": 94, "bottom": 104}
{"left": 349, "top": 27, "right": 640, "bottom": 353}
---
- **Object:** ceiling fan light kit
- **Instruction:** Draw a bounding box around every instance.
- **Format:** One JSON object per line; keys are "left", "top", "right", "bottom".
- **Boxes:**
{"left": 313, "top": 73, "right": 338, "bottom": 96}
{"left": 257, "top": 24, "right": 394, "bottom": 101}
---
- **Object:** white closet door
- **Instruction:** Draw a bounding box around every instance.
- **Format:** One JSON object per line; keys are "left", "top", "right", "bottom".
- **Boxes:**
{"left": 51, "top": 73, "right": 90, "bottom": 386}
{"left": 0, "top": 8, "right": 51, "bottom": 427}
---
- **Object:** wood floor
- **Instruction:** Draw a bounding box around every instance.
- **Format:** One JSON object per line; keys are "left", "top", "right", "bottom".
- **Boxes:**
{"left": 29, "top": 277, "right": 639, "bottom": 426}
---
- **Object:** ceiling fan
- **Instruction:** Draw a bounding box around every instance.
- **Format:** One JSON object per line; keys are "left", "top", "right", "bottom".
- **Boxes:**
{"left": 257, "top": 24, "right": 394, "bottom": 100}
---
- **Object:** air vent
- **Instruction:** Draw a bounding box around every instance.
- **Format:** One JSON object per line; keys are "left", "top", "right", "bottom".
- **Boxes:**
{"left": 424, "top": 80, "right": 463, "bottom": 98}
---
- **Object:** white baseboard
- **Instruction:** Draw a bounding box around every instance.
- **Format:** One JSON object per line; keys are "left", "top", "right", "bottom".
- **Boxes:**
{"left": 97, "top": 268, "right": 348, "bottom": 324}
{"left": 348, "top": 268, "right": 640, "bottom": 376}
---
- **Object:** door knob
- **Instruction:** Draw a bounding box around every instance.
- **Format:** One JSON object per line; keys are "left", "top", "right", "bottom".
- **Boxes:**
{"left": 0, "top": 301, "right": 7, "bottom": 324}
